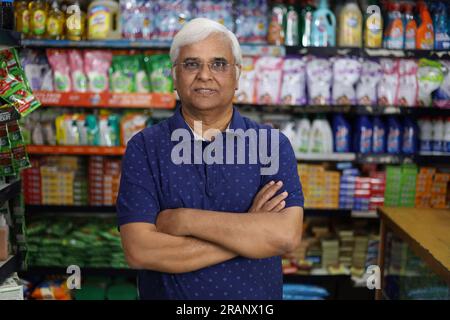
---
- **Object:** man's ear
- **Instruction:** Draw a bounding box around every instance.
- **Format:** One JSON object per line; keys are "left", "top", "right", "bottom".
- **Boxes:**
{"left": 235, "top": 65, "right": 242, "bottom": 90}
{"left": 172, "top": 68, "right": 177, "bottom": 88}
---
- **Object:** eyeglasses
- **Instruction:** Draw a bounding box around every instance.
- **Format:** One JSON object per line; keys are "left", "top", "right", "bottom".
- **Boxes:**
{"left": 175, "top": 60, "right": 238, "bottom": 74}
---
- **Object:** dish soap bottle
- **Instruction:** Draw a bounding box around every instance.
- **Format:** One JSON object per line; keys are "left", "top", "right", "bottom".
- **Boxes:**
{"left": 268, "top": 0, "right": 287, "bottom": 45}
{"left": 338, "top": 0, "right": 362, "bottom": 47}
{"left": 300, "top": 0, "right": 316, "bottom": 47}
{"left": 403, "top": 2, "right": 417, "bottom": 50}
{"left": 416, "top": 1, "right": 434, "bottom": 50}
{"left": 46, "top": 0, "right": 65, "bottom": 40}
{"left": 311, "top": 0, "right": 336, "bottom": 47}
{"left": 65, "top": 0, "right": 86, "bottom": 41}
{"left": 29, "top": 0, "right": 48, "bottom": 39}
{"left": 14, "top": 0, "right": 30, "bottom": 37}
{"left": 364, "top": 0, "right": 383, "bottom": 48}
{"left": 384, "top": 2, "right": 404, "bottom": 49}
{"left": 285, "top": 0, "right": 300, "bottom": 46}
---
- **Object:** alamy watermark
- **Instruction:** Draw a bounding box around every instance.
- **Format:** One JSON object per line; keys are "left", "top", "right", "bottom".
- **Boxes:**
{"left": 365, "top": 265, "right": 381, "bottom": 290}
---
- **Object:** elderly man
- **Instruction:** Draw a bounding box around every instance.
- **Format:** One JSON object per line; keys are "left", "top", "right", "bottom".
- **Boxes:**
{"left": 117, "top": 18, "right": 304, "bottom": 300}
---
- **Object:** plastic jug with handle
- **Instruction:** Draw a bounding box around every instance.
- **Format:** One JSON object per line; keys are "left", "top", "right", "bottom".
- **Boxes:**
{"left": 311, "top": 0, "right": 336, "bottom": 47}
{"left": 87, "top": 0, "right": 121, "bottom": 40}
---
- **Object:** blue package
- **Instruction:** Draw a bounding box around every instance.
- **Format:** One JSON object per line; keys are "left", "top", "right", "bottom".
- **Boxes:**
{"left": 283, "top": 284, "right": 329, "bottom": 297}
{"left": 342, "top": 169, "right": 360, "bottom": 176}
{"left": 333, "top": 113, "right": 352, "bottom": 152}
{"left": 372, "top": 116, "right": 386, "bottom": 154}
{"left": 387, "top": 116, "right": 402, "bottom": 154}
{"left": 336, "top": 162, "right": 354, "bottom": 170}
{"left": 402, "top": 117, "right": 419, "bottom": 154}
{"left": 354, "top": 116, "right": 372, "bottom": 154}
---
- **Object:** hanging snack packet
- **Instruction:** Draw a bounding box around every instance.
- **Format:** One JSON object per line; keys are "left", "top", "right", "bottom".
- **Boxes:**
{"left": 377, "top": 59, "right": 399, "bottom": 106}
{"left": 356, "top": 60, "right": 382, "bottom": 106}
{"left": 143, "top": 54, "right": 173, "bottom": 93}
{"left": 235, "top": 56, "right": 257, "bottom": 103}
{"left": 279, "top": 57, "right": 306, "bottom": 105}
{"left": 7, "top": 120, "right": 31, "bottom": 171}
{"left": 0, "top": 48, "right": 31, "bottom": 91}
{"left": 46, "top": 49, "right": 72, "bottom": 92}
{"left": 68, "top": 50, "right": 87, "bottom": 93}
{"left": 306, "top": 57, "right": 333, "bottom": 105}
{"left": 110, "top": 55, "right": 139, "bottom": 93}
{"left": 84, "top": 51, "right": 113, "bottom": 93}
{"left": 255, "top": 56, "right": 284, "bottom": 104}
{"left": 417, "top": 59, "right": 444, "bottom": 107}
{"left": 0, "top": 123, "right": 14, "bottom": 176}
{"left": 332, "top": 57, "right": 361, "bottom": 105}
{"left": 396, "top": 59, "right": 418, "bottom": 107}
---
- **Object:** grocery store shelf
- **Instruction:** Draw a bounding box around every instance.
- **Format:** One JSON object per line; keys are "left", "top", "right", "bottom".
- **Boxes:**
{"left": 351, "top": 210, "right": 378, "bottom": 219}
{"left": 26, "top": 145, "right": 126, "bottom": 156}
{"left": 0, "top": 29, "right": 21, "bottom": 50}
{"left": 34, "top": 91, "right": 176, "bottom": 109}
{"left": 21, "top": 266, "right": 136, "bottom": 277}
{"left": 26, "top": 205, "right": 116, "bottom": 215}
{"left": 21, "top": 39, "right": 172, "bottom": 49}
{"left": 414, "top": 153, "right": 450, "bottom": 165}
{"left": 0, "top": 179, "right": 22, "bottom": 207}
{"left": 296, "top": 153, "right": 356, "bottom": 162}
{"left": 0, "top": 255, "right": 21, "bottom": 284}
{"left": 355, "top": 153, "right": 414, "bottom": 165}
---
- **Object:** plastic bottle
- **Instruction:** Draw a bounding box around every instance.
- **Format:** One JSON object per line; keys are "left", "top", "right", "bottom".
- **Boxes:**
{"left": 46, "top": 0, "right": 65, "bottom": 40}
{"left": 419, "top": 117, "right": 433, "bottom": 152}
{"left": 14, "top": 0, "right": 30, "bottom": 36}
{"left": 281, "top": 122, "right": 297, "bottom": 150}
{"left": 403, "top": 2, "right": 417, "bottom": 50}
{"left": 372, "top": 116, "right": 386, "bottom": 154}
{"left": 432, "top": 117, "right": 444, "bottom": 153}
{"left": 311, "top": 0, "right": 336, "bottom": 47}
{"left": 87, "top": 0, "right": 121, "bottom": 40}
{"left": 387, "top": 116, "right": 402, "bottom": 154}
{"left": 354, "top": 115, "right": 372, "bottom": 154}
{"left": 65, "top": 0, "right": 86, "bottom": 41}
{"left": 445, "top": 117, "right": 450, "bottom": 153}
{"left": 29, "top": 0, "right": 48, "bottom": 39}
{"left": 300, "top": 0, "right": 316, "bottom": 47}
{"left": 285, "top": 0, "right": 301, "bottom": 46}
{"left": 364, "top": 0, "right": 383, "bottom": 48}
{"left": 384, "top": 2, "right": 404, "bottom": 49}
{"left": 338, "top": 0, "right": 362, "bottom": 48}
{"left": 296, "top": 117, "right": 311, "bottom": 153}
{"left": 309, "top": 115, "right": 333, "bottom": 153}
{"left": 268, "top": 0, "right": 287, "bottom": 45}
{"left": 402, "top": 117, "right": 418, "bottom": 155}
{"left": 433, "top": 2, "right": 450, "bottom": 50}
{"left": 0, "top": 215, "right": 8, "bottom": 261}
{"left": 332, "top": 114, "right": 351, "bottom": 153}
{"left": 416, "top": 1, "right": 434, "bottom": 50}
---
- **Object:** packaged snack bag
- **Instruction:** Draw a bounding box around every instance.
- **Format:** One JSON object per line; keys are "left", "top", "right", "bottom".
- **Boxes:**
{"left": 332, "top": 57, "right": 361, "bottom": 105}
{"left": 0, "top": 123, "right": 14, "bottom": 176}
{"left": 417, "top": 59, "right": 444, "bottom": 107}
{"left": 306, "top": 57, "right": 333, "bottom": 105}
{"left": 84, "top": 50, "right": 113, "bottom": 93}
{"left": 255, "top": 56, "right": 284, "bottom": 104}
{"left": 235, "top": 56, "right": 257, "bottom": 103}
{"left": 279, "top": 57, "right": 306, "bottom": 105}
{"left": 356, "top": 60, "right": 382, "bottom": 106}
{"left": 68, "top": 50, "right": 87, "bottom": 92}
{"left": 46, "top": 49, "right": 71, "bottom": 92}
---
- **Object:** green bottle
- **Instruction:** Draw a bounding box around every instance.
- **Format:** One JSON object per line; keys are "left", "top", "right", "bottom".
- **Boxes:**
{"left": 285, "top": 0, "right": 301, "bottom": 46}
{"left": 300, "top": 0, "right": 316, "bottom": 47}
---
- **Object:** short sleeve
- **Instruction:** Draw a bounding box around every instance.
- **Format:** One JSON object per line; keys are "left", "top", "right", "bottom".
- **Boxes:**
{"left": 260, "top": 133, "right": 304, "bottom": 208}
{"left": 116, "top": 133, "right": 160, "bottom": 226}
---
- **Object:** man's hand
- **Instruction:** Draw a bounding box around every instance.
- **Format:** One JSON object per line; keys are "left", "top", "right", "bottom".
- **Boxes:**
{"left": 156, "top": 208, "right": 187, "bottom": 236}
{"left": 248, "top": 180, "right": 288, "bottom": 213}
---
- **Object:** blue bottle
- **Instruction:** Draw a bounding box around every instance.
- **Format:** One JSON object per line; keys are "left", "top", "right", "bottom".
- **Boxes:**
{"left": 332, "top": 114, "right": 351, "bottom": 153}
{"left": 354, "top": 115, "right": 372, "bottom": 154}
{"left": 433, "top": 2, "right": 450, "bottom": 50}
{"left": 311, "top": 0, "right": 336, "bottom": 47}
{"left": 402, "top": 117, "right": 418, "bottom": 155}
{"left": 387, "top": 116, "right": 402, "bottom": 154}
{"left": 372, "top": 116, "right": 386, "bottom": 154}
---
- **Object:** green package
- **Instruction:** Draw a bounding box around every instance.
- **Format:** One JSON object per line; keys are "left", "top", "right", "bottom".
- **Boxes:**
{"left": 0, "top": 48, "right": 31, "bottom": 92}
{"left": 0, "top": 123, "right": 14, "bottom": 176}
{"left": 110, "top": 55, "right": 141, "bottom": 93}
{"left": 7, "top": 120, "right": 31, "bottom": 171}
{"left": 144, "top": 54, "right": 173, "bottom": 93}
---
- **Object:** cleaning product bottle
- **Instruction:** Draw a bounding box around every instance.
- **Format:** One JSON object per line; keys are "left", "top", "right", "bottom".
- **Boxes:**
{"left": 281, "top": 122, "right": 297, "bottom": 150}
{"left": 309, "top": 115, "right": 333, "bottom": 153}
{"left": 418, "top": 117, "right": 433, "bottom": 152}
{"left": 0, "top": 214, "right": 8, "bottom": 261}
{"left": 364, "top": 0, "right": 383, "bottom": 48}
{"left": 403, "top": 2, "right": 417, "bottom": 49}
{"left": 332, "top": 114, "right": 351, "bottom": 153}
{"left": 300, "top": 0, "right": 316, "bottom": 47}
{"left": 296, "top": 117, "right": 311, "bottom": 153}
{"left": 311, "top": 0, "right": 336, "bottom": 47}
{"left": 416, "top": 1, "right": 434, "bottom": 50}
{"left": 402, "top": 117, "right": 418, "bottom": 155}
{"left": 65, "top": 0, "right": 86, "bottom": 41}
{"left": 268, "top": 0, "right": 287, "bottom": 45}
{"left": 387, "top": 116, "right": 402, "bottom": 154}
{"left": 338, "top": 0, "right": 362, "bottom": 47}
{"left": 29, "top": 0, "right": 48, "bottom": 39}
{"left": 372, "top": 116, "right": 386, "bottom": 154}
{"left": 433, "top": 2, "right": 450, "bottom": 50}
{"left": 384, "top": 2, "right": 404, "bottom": 49}
{"left": 354, "top": 115, "right": 372, "bottom": 154}
{"left": 14, "top": 0, "right": 30, "bottom": 36}
{"left": 46, "top": 0, "right": 65, "bottom": 40}
{"left": 285, "top": 0, "right": 301, "bottom": 46}
{"left": 445, "top": 117, "right": 450, "bottom": 153}
{"left": 87, "top": 0, "right": 121, "bottom": 40}
{"left": 432, "top": 117, "right": 444, "bottom": 153}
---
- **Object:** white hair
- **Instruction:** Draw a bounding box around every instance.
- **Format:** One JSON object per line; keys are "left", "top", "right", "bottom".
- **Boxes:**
{"left": 170, "top": 18, "right": 243, "bottom": 67}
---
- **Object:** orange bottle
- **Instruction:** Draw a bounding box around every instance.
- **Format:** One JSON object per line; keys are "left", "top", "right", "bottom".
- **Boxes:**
{"left": 416, "top": 1, "right": 434, "bottom": 50}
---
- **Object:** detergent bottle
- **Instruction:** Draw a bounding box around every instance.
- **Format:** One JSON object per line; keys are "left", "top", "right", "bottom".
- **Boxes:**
{"left": 29, "top": 0, "right": 48, "bottom": 39}
{"left": 309, "top": 115, "right": 333, "bottom": 153}
{"left": 285, "top": 0, "right": 300, "bottom": 46}
{"left": 87, "top": 0, "right": 121, "bottom": 40}
{"left": 268, "top": 0, "right": 287, "bottom": 45}
{"left": 387, "top": 116, "right": 402, "bottom": 154}
{"left": 384, "top": 2, "right": 404, "bottom": 49}
{"left": 416, "top": 1, "right": 434, "bottom": 50}
{"left": 14, "top": 0, "right": 30, "bottom": 36}
{"left": 311, "top": 0, "right": 336, "bottom": 47}
{"left": 46, "top": 0, "right": 65, "bottom": 40}
{"left": 403, "top": 2, "right": 417, "bottom": 49}
{"left": 332, "top": 113, "right": 351, "bottom": 153}
{"left": 372, "top": 116, "right": 386, "bottom": 154}
{"left": 418, "top": 117, "right": 433, "bottom": 152}
{"left": 402, "top": 117, "right": 418, "bottom": 155}
{"left": 300, "top": 0, "right": 316, "bottom": 47}
{"left": 354, "top": 115, "right": 372, "bottom": 154}
{"left": 364, "top": 0, "right": 383, "bottom": 48}
{"left": 65, "top": 0, "right": 86, "bottom": 41}
{"left": 433, "top": 2, "right": 450, "bottom": 50}
{"left": 338, "top": 0, "right": 362, "bottom": 48}
{"left": 296, "top": 117, "right": 311, "bottom": 153}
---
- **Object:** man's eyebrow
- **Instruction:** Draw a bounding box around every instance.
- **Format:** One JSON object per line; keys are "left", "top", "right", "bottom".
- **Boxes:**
{"left": 183, "top": 57, "right": 201, "bottom": 62}
{"left": 211, "top": 57, "right": 228, "bottom": 62}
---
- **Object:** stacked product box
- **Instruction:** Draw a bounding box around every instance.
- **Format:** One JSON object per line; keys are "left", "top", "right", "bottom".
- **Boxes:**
{"left": 22, "top": 159, "right": 42, "bottom": 205}
{"left": 354, "top": 177, "right": 371, "bottom": 211}
{"left": 339, "top": 168, "right": 359, "bottom": 209}
{"left": 103, "top": 159, "right": 121, "bottom": 206}
{"left": 430, "top": 173, "right": 450, "bottom": 209}
{"left": 338, "top": 229, "right": 354, "bottom": 268}
{"left": 369, "top": 172, "right": 386, "bottom": 210}
{"left": 399, "top": 165, "right": 418, "bottom": 207}
{"left": 89, "top": 157, "right": 104, "bottom": 206}
{"left": 351, "top": 235, "right": 369, "bottom": 277}
{"left": 89, "top": 157, "right": 121, "bottom": 206}
{"left": 384, "top": 166, "right": 402, "bottom": 206}
{"left": 415, "top": 167, "right": 436, "bottom": 208}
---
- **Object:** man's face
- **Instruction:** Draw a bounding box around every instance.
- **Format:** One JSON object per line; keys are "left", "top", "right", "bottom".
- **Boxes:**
{"left": 173, "top": 33, "right": 240, "bottom": 112}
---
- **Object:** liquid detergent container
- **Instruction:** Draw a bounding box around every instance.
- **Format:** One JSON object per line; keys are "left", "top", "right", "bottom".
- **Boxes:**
{"left": 364, "top": 1, "right": 383, "bottom": 48}
{"left": 285, "top": 0, "right": 301, "bottom": 46}
{"left": 433, "top": 2, "right": 450, "bottom": 50}
{"left": 14, "top": 0, "right": 30, "bottom": 36}
{"left": 384, "top": 2, "right": 404, "bottom": 49}
{"left": 65, "top": 0, "right": 86, "bottom": 41}
{"left": 87, "top": 0, "right": 120, "bottom": 40}
{"left": 403, "top": 2, "right": 417, "bottom": 50}
{"left": 309, "top": 115, "right": 333, "bottom": 153}
{"left": 281, "top": 122, "right": 297, "bottom": 150}
{"left": 268, "top": 0, "right": 287, "bottom": 45}
{"left": 332, "top": 114, "right": 351, "bottom": 153}
{"left": 387, "top": 116, "right": 402, "bottom": 154}
{"left": 445, "top": 117, "right": 450, "bottom": 153}
{"left": 46, "top": 0, "right": 65, "bottom": 40}
{"left": 432, "top": 117, "right": 444, "bottom": 153}
{"left": 338, "top": 0, "right": 362, "bottom": 47}
{"left": 418, "top": 117, "right": 432, "bottom": 152}
{"left": 296, "top": 117, "right": 311, "bottom": 153}
{"left": 311, "top": 0, "right": 336, "bottom": 47}
{"left": 402, "top": 117, "right": 418, "bottom": 155}
{"left": 29, "top": 0, "right": 48, "bottom": 39}
{"left": 300, "top": 0, "right": 316, "bottom": 47}
{"left": 354, "top": 115, "right": 372, "bottom": 154}
{"left": 416, "top": 1, "right": 434, "bottom": 49}
{"left": 372, "top": 116, "right": 386, "bottom": 154}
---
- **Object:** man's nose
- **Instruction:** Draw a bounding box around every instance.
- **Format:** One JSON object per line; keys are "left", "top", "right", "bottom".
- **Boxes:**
{"left": 196, "top": 63, "right": 213, "bottom": 81}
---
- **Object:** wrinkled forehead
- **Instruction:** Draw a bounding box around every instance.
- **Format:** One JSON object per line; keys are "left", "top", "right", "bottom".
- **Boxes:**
{"left": 177, "top": 33, "right": 234, "bottom": 62}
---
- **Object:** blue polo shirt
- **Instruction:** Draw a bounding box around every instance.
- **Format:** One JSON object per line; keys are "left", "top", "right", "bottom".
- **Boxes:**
{"left": 116, "top": 106, "right": 304, "bottom": 300}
